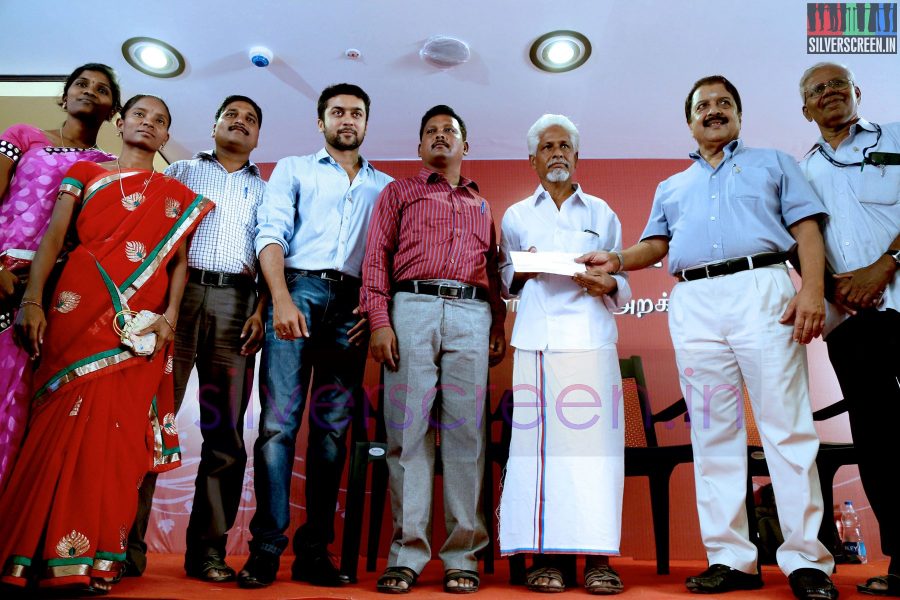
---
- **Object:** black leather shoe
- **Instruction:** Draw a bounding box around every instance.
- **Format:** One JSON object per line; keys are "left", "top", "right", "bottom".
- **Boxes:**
{"left": 291, "top": 549, "right": 349, "bottom": 587}
{"left": 686, "top": 564, "right": 763, "bottom": 594}
{"left": 788, "top": 568, "right": 838, "bottom": 600}
{"left": 237, "top": 552, "right": 280, "bottom": 589}
{"left": 185, "top": 554, "right": 236, "bottom": 583}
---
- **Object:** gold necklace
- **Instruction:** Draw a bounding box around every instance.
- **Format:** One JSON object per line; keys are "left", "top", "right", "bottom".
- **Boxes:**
{"left": 116, "top": 159, "right": 155, "bottom": 211}
{"left": 58, "top": 123, "right": 100, "bottom": 150}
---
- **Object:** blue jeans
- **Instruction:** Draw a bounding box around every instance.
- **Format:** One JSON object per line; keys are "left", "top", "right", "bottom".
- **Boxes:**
{"left": 249, "top": 272, "right": 366, "bottom": 556}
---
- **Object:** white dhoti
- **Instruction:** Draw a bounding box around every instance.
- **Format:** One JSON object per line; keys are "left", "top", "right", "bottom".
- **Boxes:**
{"left": 498, "top": 346, "right": 624, "bottom": 555}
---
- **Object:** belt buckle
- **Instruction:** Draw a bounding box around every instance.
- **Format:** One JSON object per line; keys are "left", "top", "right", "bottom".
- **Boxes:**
{"left": 201, "top": 270, "right": 225, "bottom": 286}
{"left": 321, "top": 271, "right": 341, "bottom": 282}
{"left": 437, "top": 284, "right": 462, "bottom": 299}
{"left": 705, "top": 263, "right": 726, "bottom": 279}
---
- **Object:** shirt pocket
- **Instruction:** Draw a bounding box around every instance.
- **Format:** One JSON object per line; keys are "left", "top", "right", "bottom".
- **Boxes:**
{"left": 731, "top": 166, "right": 778, "bottom": 201}
{"left": 859, "top": 165, "right": 900, "bottom": 206}
{"left": 557, "top": 230, "right": 604, "bottom": 253}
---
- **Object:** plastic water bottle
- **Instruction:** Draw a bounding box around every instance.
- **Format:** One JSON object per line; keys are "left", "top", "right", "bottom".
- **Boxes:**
{"left": 840, "top": 501, "right": 868, "bottom": 564}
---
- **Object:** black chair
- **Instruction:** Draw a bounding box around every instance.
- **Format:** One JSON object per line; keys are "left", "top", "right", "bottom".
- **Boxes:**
{"left": 658, "top": 389, "right": 856, "bottom": 564}
{"left": 339, "top": 375, "right": 499, "bottom": 582}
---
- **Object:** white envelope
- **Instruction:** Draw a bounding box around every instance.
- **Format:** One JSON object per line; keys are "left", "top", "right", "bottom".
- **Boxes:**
{"left": 510, "top": 251, "right": 586, "bottom": 276}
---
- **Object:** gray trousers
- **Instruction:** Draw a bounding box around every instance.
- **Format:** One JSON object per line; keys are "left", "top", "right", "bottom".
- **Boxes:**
{"left": 384, "top": 292, "right": 491, "bottom": 573}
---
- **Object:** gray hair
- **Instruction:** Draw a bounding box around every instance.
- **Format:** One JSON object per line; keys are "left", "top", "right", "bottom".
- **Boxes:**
{"left": 527, "top": 114, "right": 579, "bottom": 155}
{"left": 799, "top": 62, "right": 856, "bottom": 100}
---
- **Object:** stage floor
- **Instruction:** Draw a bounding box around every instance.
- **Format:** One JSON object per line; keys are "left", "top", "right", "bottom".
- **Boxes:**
{"left": 92, "top": 554, "right": 888, "bottom": 599}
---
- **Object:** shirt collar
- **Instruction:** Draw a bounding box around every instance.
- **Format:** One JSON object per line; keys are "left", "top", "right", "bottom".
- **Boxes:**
{"left": 531, "top": 183, "right": 584, "bottom": 206}
{"left": 805, "top": 117, "right": 877, "bottom": 157}
{"left": 194, "top": 149, "right": 260, "bottom": 176}
{"left": 689, "top": 138, "right": 743, "bottom": 164}
{"left": 418, "top": 167, "right": 480, "bottom": 192}
{"left": 316, "top": 147, "right": 371, "bottom": 174}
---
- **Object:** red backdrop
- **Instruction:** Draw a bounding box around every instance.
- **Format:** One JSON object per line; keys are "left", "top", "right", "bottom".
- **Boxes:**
{"left": 146, "top": 157, "right": 876, "bottom": 563}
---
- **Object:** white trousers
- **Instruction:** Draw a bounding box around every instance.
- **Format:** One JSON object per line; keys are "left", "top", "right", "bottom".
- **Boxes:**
{"left": 668, "top": 265, "right": 833, "bottom": 576}
{"left": 498, "top": 347, "right": 624, "bottom": 555}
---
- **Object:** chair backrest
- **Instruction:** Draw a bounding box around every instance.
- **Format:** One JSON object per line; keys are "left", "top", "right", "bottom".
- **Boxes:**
{"left": 742, "top": 387, "right": 762, "bottom": 448}
{"left": 620, "top": 355, "right": 657, "bottom": 448}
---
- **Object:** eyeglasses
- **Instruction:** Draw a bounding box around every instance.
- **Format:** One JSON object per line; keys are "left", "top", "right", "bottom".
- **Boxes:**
{"left": 805, "top": 78, "right": 852, "bottom": 100}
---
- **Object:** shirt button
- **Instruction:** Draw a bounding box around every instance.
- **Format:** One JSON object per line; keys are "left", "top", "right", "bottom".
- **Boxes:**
{"left": 711, "top": 174, "right": 717, "bottom": 179}
{"left": 450, "top": 258, "right": 455, "bottom": 264}
{"left": 710, "top": 216, "right": 717, "bottom": 221}
{"left": 852, "top": 147, "right": 859, "bottom": 152}
{"left": 456, "top": 232, "right": 461, "bottom": 237}
{"left": 844, "top": 241, "right": 851, "bottom": 246}
{"left": 713, "top": 244, "right": 719, "bottom": 249}
{"left": 711, "top": 194, "right": 717, "bottom": 199}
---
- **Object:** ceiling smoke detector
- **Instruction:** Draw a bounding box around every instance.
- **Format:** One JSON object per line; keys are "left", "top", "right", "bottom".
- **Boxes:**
{"left": 420, "top": 35, "right": 471, "bottom": 68}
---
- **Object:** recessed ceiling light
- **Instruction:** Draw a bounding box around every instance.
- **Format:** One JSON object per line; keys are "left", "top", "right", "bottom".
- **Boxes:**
{"left": 529, "top": 30, "right": 591, "bottom": 73}
{"left": 122, "top": 37, "right": 185, "bottom": 78}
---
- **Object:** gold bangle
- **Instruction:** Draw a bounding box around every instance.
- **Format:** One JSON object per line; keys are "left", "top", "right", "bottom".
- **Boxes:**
{"left": 161, "top": 313, "right": 176, "bottom": 332}
{"left": 19, "top": 299, "right": 43, "bottom": 310}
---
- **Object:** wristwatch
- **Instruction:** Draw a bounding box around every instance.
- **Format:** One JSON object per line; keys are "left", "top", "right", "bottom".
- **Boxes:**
{"left": 886, "top": 249, "right": 900, "bottom": 268}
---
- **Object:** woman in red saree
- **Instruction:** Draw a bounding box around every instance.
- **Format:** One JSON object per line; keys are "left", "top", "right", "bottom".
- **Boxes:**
{"left": 0, "top": 95, "right": 213, "bottom": 595}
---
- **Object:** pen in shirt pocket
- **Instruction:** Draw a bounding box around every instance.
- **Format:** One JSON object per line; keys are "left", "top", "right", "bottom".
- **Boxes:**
{"left": 583, "top": 229, "right": 599, "bottom": 236}
{"left": 244, "top": 186, "right": 248, "bottom": 198}
{"left": 480, "top": 200, "right": 485, "bottom": 214}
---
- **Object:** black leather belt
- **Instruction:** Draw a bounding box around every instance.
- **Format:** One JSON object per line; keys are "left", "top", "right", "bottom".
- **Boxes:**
{"left": 677, "top": 252, "right": 789, "bottom": 282}
{"left": 189, "top": 268, "right": 255, "bottom": 287}
{"left": 394, "top": 280, "right": 488, "bottom": 301}
{"left": 288, "top": 268, "right": 359, "bottom": 283}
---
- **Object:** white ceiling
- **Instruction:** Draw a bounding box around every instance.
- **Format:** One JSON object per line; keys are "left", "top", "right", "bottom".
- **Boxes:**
{"left": 2, "top": 0, "right": 898, "bottom": 164}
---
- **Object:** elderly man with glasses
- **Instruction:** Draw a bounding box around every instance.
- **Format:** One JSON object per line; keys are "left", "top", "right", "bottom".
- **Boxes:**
{"left": 799, "top": 61, "right": 900, "bottom": 598}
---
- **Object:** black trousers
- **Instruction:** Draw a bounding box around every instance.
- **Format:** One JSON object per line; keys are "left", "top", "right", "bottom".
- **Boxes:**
{"left": 826, "top": 308, "right": 900, "bottom": 560}
{"left": 128, "top": 280, "right": 257, "bottom": 570}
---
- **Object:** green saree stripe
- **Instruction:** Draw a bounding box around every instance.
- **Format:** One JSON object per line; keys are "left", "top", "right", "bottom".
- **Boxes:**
{"left": 120, "top": 194, "right": 208, "bottom": 296}
{"left": 10, "top": 555, "right": 31, "bottom": 567}
{"left": 60, "top": 177, "right": 83, "bottom": 190}
{"left": 95, "top": 551, "right": 126, "bottom": 561}
{"left": 33, "top": 348, "right": 129, "bottom": 403}
{"left": 46, "top": 557, "right": 93, "bottom": 567}
{"left": 83, "top": 171, "right": 139, "bottom": 207}
{"left": 94, "top": 260, "right": 125, "bottom": 328}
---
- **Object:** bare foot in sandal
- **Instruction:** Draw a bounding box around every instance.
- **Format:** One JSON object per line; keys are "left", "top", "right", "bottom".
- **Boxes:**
{"left": 584, "top": 556, "right": 623, "bottom": 595}
{"left": 445, "top": 569, "right": 480, "bottom": 593}
{"left": 525, "top": 565, "right": 565, "bottom": 593}
{"left": 377, "top": 566, "right": 417, "bottom": 594}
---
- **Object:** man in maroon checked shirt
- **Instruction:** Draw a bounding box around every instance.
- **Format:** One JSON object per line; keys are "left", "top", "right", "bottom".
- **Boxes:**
{"left": 360, "top": 104, "right": 506, "bottom": 594}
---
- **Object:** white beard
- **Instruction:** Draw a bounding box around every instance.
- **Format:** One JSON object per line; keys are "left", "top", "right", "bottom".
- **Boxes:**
{"left": 546, "top": 168, "right": 570, "bottom": 183}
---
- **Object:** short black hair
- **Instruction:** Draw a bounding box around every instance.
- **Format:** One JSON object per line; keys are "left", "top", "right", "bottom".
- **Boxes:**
{"left": 215, "top": 95, "right": 263, "bottom": 127}
{"left": 120, "top": 94, "right": 173, "bottom": 128}
{"left": 684, "top": 75, "right": 742, "bottom": 123}
{"left": 60, "top": 62, "right": 122, "bottom": 121}
{"left": 317, "top": 83, "right": 371, "bottom": 122}
{"left": 419, "top": 105, "right": 467, "bottom": 141}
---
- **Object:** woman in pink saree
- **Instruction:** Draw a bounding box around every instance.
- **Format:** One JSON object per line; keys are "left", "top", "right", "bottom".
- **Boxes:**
{"left": 0, "top": 95, "right": 213, "bottom": 595}
{"left": 0, "top": 63, "right": 121, "bottom": 492}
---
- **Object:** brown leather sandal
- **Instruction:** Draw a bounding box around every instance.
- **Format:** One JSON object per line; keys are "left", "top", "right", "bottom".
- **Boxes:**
{"left": 525, "top": 565, "right": 566, "bottom": 593}
{"left": 584, "top": 564, "right": 624, "bottom": 595}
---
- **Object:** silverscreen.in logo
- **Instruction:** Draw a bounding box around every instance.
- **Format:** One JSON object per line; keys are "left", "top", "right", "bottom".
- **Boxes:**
{"left": 807, "top": 3, "right": 897, "bottom": 54}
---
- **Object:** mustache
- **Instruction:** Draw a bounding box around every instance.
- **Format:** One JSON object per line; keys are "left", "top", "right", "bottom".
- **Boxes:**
{"left": 703, "top": 115, "right": 728, "bottom": 127}
{"left": 229, "top": 124, "right": 249, "bottom": 134}
{"left": 548, "top": 160, "right": 570, "bottom": 169}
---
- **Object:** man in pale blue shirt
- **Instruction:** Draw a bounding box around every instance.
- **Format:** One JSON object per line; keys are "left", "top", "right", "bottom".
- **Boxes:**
{"left": 579, "top": 75, "right": 837, "bottom": 600}
{"left": 238, "top": 84, "right": 392, "bottom": 589}
{"left": 799, "top": 62, "right": 900, "bottom": 597}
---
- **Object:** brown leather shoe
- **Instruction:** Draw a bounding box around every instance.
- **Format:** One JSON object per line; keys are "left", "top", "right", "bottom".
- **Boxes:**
{"left": 686, "top": 564, "right": 763, "bottom": 594}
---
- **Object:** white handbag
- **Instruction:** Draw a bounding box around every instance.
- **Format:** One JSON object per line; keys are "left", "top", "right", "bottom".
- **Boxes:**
{"left": 113, "top": 309, "right": 160, "bottom": 356}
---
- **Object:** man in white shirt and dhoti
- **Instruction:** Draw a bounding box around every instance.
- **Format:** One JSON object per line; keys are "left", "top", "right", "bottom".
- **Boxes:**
{"left": 498, "top": 114, "right": 631, "bottom": 595}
